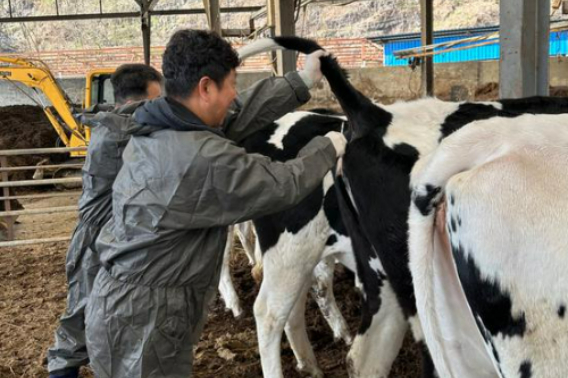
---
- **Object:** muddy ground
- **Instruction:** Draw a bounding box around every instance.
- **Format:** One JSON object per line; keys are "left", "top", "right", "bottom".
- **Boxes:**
{"left": 0, "top": 236, "right": 422, "bottom": 378}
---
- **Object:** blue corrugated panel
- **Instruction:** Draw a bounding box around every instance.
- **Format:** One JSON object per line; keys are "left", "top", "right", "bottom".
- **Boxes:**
{"left": 384, "top": 30, "right": 568, "bottom": 66}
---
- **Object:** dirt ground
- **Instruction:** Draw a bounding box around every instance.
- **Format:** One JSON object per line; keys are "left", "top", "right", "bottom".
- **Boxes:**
{"left": 0, "top": 237, "right": 422, "bottom": 378}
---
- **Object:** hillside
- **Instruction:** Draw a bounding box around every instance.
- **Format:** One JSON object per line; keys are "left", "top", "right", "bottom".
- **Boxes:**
{"left": 0, "top": 0, "right": 565, "bottom": 52}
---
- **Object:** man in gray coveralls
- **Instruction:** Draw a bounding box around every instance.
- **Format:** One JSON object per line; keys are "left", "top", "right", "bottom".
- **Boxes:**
{"left": 85, "top": 29, "right": 347, "bottom": 378}
{"left": 47, "top": 64, "right": 163, "bottom": 378}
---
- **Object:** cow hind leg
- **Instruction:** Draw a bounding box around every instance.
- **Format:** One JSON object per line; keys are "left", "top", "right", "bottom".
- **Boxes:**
{"left": 235, "top": 221, "right": 256, "bottom": 265}
{"left": 310, "top": 256, "right": 352, "bottom": 345}
{"left": 254, "top": 257, "right": 317, "bottom": 378}
{"left": 347, "top": 280, "right": 407, "bottom": 378}
{"left": 285, "top": 281, "right": 324, "bottom": 378}
{"left": 218, "top": 225, "right": 243, "bottom": 318}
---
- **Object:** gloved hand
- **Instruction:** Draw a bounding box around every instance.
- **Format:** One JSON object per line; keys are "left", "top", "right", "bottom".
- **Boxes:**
{"left": 324, "top": 131, "right": 347, "bottom": 157}
{"left": 298, "top": 50, "right": 327, "bottom": 89}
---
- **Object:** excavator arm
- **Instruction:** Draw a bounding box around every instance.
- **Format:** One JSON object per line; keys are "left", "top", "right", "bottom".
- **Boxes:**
{"left": 0, "top": 57, "right": 88, "bottom": 155}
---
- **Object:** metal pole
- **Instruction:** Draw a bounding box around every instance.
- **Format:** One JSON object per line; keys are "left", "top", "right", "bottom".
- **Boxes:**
{"left": 0, "top": 236, "right": 72, "bottom": 248}
{"left": 141, "top": 2, "right": 152, "bottom": 65}
{"left": 274, "top": 0, "right": 296, "bottom": 75}
{"left": 0, "top": 192, "right": 81, "bottom": 201}
{"left": 204, "top": 0, "right": 222, "bottom": 35}
{"left": 0, "top": 157, "right": 14, "bottom": 241}
{"left": 0, "top": 177, "right": 82, "bottom": 188}
{"left": 0, "top": 205, "right": 78, "bottom": 217}
{"left": 420, "top": 0, "right": 434, "bottom": 97}
{"left": 500, "top": 0, "right": 550, "bottom": 98}
{"left": 0, "top": 7, "right": 263, "bottom": 23}
{"left": 0, "top": 147, "right": 86, "bottom": 156}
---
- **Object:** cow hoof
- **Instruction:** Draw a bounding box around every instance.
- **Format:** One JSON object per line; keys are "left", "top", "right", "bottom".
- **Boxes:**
{"left": 226, "top": 305, "right": 243, "bottom": 318}
{"left": 296, "top": 362, "right": 323, "bottom": 378}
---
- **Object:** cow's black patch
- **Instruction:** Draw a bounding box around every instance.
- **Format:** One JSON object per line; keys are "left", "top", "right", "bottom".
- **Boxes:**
{"left": 452, "top": 243, "right": 526, "bottom": 338}
{"left": 240, "top": 113, "right": 343, "bottom": 162}
{"left": 254, "top": 182, "right": 324, "bottom": 253}
{"left": 412, "top": 184, "right": 442, "bottom": 216}
{"left": 334, "top": 174, "right": 385, "bottom": 334}
{"left": 392, "top": 142, "right": 419, "bottom": 159}
{"left": 450, "top": 216, "right": 457, "bottom": 233}
{"left": 418, "top": 340, "right": 436, "bottom": 378}
{"left": 340, "top": 135, "right": 420, "bottom": 320}
{"left": 323, "top": 187, "right": 348, "bottom": 236}
{"left": 558, "top": 305, "right": 566, "bottom": 319}
{"left": 500, "top": 96, "right": 568, "bottom": 115}
{"left": 326, "top": 234, "right": 338, "bottom": 246}
{"left": 450, "top": 195, "right": 455, "bottom": 205}
{"left": 519, "top": 360, "right": 533, "bottom": 378}
{"left": 440, "top": 97, "right": 568, "bottom": 141}
{"left": 440, "top": 103, "right": 514, "bottom": 139}
{"left": 304, "top": 108, "right": 344, "bottom": 116}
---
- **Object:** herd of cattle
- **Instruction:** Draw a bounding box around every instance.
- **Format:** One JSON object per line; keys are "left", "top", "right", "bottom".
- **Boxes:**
{"left": 212, "top": 36, "right": 568, "bottom": 378}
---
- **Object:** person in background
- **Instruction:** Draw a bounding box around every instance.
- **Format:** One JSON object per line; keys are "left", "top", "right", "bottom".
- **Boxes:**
{"left": 47, "top": 63, "right": 163, "bottom": 378}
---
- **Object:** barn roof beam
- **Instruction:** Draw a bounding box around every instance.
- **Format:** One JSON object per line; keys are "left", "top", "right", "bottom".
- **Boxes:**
{"left": 0, "top": 7, "right": 262, "bottom": 23}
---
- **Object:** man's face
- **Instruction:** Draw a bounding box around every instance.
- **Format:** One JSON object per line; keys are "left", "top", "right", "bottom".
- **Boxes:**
{"left": 146, "top": 81, "right": 163, "bottom": 100}
{"left": 208, "top": 70, "right": 237, "bottom": 127}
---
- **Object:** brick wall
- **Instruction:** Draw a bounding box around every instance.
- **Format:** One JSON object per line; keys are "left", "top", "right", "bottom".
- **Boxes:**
{"left": 1, "top": 38, "right": 384, "bottom": 78}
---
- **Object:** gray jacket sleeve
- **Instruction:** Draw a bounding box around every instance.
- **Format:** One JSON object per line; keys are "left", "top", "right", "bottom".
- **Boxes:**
{"left": 223, "top": 71, "right": 311, "bottom": 143}
{"left": 160, "top": 136, "right": 337, "bottom": 230}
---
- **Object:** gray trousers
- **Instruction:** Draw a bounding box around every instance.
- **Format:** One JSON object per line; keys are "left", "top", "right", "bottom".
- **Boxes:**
{"left": 85, "top": 269, "right": 216, "bottom": 378}
{"left": 47, "top": 221, "right": 103, "bottom": 374}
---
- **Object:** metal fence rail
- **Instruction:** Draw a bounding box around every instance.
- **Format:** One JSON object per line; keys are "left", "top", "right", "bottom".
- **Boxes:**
{"left": 0, "top": 146, "right": 86, "bottom": 247}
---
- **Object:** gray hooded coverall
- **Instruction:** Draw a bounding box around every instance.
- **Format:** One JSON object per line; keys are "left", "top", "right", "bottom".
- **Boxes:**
{"left": 84, "top": 82, "right": 338, "bottom": 377}
{"left": 48, "top": 72, "right": 317, "bottom": 376}
{"left": 47, "top": 103, "right": 143, "bottom": 375}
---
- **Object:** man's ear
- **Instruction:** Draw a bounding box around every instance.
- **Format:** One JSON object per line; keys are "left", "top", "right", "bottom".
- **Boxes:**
{"left": 197, "top": 76, "right": 212, "bottom": 101}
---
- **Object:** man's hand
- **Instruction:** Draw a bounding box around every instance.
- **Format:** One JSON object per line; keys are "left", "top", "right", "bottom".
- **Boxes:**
{"left": 298, "top": 50, "right": 328, "bottom": 89}
{"left": 324, "top": 131, "right": 347, "bottom": 157}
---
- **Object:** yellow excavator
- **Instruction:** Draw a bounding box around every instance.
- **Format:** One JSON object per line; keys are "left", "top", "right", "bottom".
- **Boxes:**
{"left": 0, "top": 56, "right": 115, "bottom": 157}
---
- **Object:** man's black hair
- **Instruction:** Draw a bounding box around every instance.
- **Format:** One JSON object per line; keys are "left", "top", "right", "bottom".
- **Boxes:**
{"left": 111, "top": 63, "right": 163, "bottom": 105}
{"left": 162, "top": 29, "right": 241, "bottom": 99}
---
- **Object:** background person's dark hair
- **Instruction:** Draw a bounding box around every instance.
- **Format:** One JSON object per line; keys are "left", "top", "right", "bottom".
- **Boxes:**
{"left": 111, "top": 64, "right": 163, "bottom": 105}
{"left": 162, "top": 29, "right": 241, "bottom": 99}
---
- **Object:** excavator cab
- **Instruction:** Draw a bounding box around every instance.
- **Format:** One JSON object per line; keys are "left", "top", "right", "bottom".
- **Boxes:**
{"left": 84, "top": 69, "right": 115, "bottom": 109}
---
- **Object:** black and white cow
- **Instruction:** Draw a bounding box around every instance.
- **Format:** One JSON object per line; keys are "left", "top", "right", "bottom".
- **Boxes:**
{"left": 244, "top": 36, "right": 568, "bottom": 378}
{"left": 409, "top": 113, "right": 568, "bottom": 378}
{"left": 239, "top": 109, "right": 359, "bottom": 378}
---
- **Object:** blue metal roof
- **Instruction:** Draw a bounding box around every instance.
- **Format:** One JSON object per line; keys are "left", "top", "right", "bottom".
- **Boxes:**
{"left": 382, "top": 30, "right": 568, "bottom": 66}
